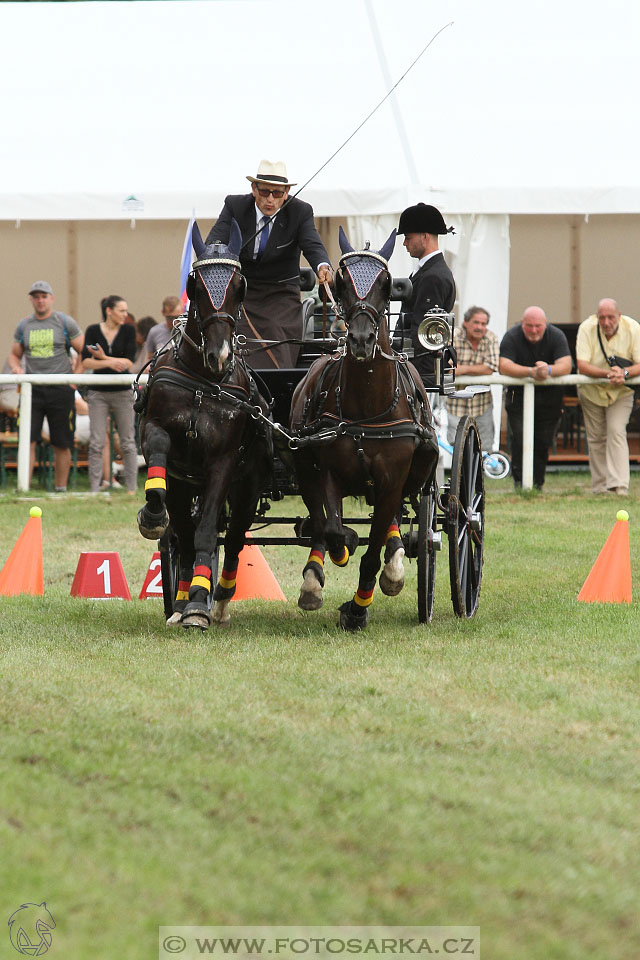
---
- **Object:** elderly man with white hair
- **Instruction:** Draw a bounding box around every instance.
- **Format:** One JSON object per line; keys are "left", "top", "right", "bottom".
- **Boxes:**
{"left": 576, "top": 298, "right": 640, "bottom": 496}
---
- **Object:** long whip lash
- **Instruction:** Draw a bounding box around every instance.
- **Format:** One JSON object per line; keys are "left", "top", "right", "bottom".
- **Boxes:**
{"left": 241, "top": 21, "right": 454, "bottom": 252}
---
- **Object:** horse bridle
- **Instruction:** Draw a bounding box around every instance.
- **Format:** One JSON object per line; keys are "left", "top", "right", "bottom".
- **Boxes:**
{"left": 183, "top": 255, "right": 246, "bottom": 368}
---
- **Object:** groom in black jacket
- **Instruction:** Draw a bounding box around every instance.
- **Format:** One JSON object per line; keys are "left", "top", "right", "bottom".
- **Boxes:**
{"left": 397, "top": 203, "right": 456, "bottom": 386}
{"left": 206, "top": 159, "right": 332, "bottom": 368}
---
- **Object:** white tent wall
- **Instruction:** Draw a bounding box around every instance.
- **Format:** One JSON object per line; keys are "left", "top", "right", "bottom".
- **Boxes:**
{"left": 448, "top": 215, "right": 511, "bottom": 448}
{"left": 2, "top": 0, "right": 640, "bottom": 372}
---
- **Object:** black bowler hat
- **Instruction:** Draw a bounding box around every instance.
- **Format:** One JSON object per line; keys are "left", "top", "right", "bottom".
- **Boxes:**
{"left": 398, "top": 203, "right": 454, "bottom": 236}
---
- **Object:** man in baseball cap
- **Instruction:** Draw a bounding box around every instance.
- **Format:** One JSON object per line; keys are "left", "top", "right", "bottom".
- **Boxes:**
{"left": 10, "top": 280, "right": 83, "bottom": 491}
{"left": 396, "top": 202, "right": 456, "bottom": 386}
{"left": 206, "top": 159, "right": 332, "bottom": 369}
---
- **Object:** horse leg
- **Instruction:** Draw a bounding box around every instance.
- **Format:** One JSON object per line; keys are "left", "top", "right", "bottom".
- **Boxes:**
{"left": 339, "top": 494, "right": 402, "bottom": 631}
{"left": 296, "top": 463, "right": 335, "bottom": 611}
{"left": 165, "top": 481, "right": 196, "bottom": 627}
{"left": 180, "top": 471, "right": 231, "bottom": 631}
{"left": 138, "top": 425, "right": 171, "bottom": 539}
{"left": 299, "top": 542, "right": 326, "bottom": 610}
{"left": 212, "top": 443, "right": 271, "bottom": 626}
{"left": 379, "top": 519, "right": 406, "bottom": 596}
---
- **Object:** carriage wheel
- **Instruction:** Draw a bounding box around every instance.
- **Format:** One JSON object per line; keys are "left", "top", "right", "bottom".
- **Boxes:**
{"left": 417, "top": 485, "right": 438, "bottom": 623}
{"left": 159, "top": 526, "right": 179, "bottom": 620}
{"left": 448, "top": 417, "right": 484, "bottom": 618}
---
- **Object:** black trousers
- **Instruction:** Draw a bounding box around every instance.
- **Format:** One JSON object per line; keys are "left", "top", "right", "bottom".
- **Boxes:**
{"left": 506, "top": 401, "right": 561, "bottom": 488}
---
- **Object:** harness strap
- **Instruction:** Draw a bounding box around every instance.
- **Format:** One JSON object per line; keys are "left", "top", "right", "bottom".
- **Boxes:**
{"left": 187, "top": 389, "right": 203, "bottom": 439}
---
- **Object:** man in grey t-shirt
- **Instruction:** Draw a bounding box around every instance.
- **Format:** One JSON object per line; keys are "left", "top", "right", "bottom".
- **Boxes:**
{"left": 10, "top": 280, "right": 84, "bottom": 491}
{"left": 144, "top": 294, "right": 184, "bottom": 361}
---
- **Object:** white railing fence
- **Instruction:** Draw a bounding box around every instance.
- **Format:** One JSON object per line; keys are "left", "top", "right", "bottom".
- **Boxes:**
{"left": 0, "top": 373, "right": 634, "bottom": 491}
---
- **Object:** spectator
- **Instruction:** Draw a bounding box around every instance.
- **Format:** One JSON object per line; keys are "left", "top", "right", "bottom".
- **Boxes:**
{"left": 82, "top": 295, "right": 138, "bottom": 494}
{"left": 0, "top": 355, "right": 23, "bottom": 428}
{"left": 499, "top": 306, "right": 572, "bottom": 489}
{"left": 576, "top": 298, "right": 640, "bottom": 496}
{"left": 10, "top": 280, "right": 84, "bottom": 491}
{"left": 206, "top": 159, "right": 332, "bottom": 368}
{"left": 446, "top": 306, "right": 499, "bottom": 451}
{"left": 145, "top": 296, "right": 184, "bottom": 360}
{"left": 131, "top": 316, "right": 157, "bottom": 374}
{"left": 396, "top": 202, "right": 456, "bottom": 387}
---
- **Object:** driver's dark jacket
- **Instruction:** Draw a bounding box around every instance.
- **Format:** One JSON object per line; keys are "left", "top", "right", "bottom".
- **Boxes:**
{"left": 206, "top": 194, "right": 329, "bottom": 288}
{"left": 399, "top": 251, "right": 456, "bottom": 385}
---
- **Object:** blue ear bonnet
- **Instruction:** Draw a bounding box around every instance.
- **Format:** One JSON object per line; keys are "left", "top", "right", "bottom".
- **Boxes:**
{"left": 343, "top": 256, "right": 385, "bottom": 299}
{"left": 337, "top": 226, "right": 396, "bottom": 298}
{"left": 191, "top": 217, "right": 245, "bottom": 310}
{"left": 193, "top": 257, "right": 240, "bottom": 309}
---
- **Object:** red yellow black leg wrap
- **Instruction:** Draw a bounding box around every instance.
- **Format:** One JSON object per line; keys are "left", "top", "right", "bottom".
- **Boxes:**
{"left": 214, "top": 558, "right": 239, "bottom": 601}
{"left": 145, "top": 464, "right": 167, "bottom": 493}
{"left": 303, "top": 548, "right": 325, "bottom": 587}
{"left": 330, "top": 545, "right": 350, "bottom": 567}
{"left": 176, "top": 579, "right": 191, "bottom": 603}
{"left": 190, "top": 564, "right": 211, "bottom": 595}
{"left": 353, "top": 584, "right": 375, "bottom": 608}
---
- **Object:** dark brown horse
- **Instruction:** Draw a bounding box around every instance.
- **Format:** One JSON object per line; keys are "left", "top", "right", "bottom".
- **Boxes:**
{"left": 290, "top": 227, "right": 439, "bottom": 630}
{"left": 137, "top": 220, "right": 272, "bottom": 629}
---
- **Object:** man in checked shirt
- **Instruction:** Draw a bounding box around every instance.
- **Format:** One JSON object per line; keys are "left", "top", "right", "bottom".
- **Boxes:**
{"left": 446, "top": 305, "right": 499, "bottom": 451}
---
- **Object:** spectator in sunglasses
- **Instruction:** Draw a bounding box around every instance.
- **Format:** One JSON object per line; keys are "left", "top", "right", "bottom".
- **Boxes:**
{"left": 206, "top": 159, "right": 333, "bottom": 368}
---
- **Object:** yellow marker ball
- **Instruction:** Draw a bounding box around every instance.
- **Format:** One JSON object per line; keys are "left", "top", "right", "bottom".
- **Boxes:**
{"left": 29, "top": 506, "right": 42, "bottom": 518}
{"left": 616, "top": 509, "right": 629, "bottom": 522}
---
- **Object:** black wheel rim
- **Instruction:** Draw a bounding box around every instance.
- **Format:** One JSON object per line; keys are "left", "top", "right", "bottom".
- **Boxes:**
{"left": 448, "top": 417, "right": 484, "bottom": 618}
{"left": 159, "top": 526, "right": 179, "bottom": 620}
{"left": 417, "top": 487, "right": 437, "bottom": 623}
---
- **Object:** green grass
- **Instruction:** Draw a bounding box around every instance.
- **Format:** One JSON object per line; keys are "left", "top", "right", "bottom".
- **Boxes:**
{"left": 0, "top": 473, "right": 639, "bottom": 959}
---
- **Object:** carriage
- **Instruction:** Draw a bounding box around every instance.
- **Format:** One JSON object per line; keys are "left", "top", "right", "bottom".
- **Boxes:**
{"left": 136, "top": 222, "right": 485, "bottom": 630}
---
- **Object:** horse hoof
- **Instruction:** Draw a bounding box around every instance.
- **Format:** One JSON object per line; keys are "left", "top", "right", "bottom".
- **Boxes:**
{"left": 137, "top": 505, "right": 169, "bottom": 540}
{"left": 166, "top": 612, "right": 183, "bottom": 627}
{"left": 180, "top": 602, "right": 211, "bottom": 631}
{"left": 379, "top": 570, "right": 405, "bottom": 596}
{"left": 298, "top": 569, "right": 323, "bottom": 610}
{"left": 298, "top": 591, "right": 323, "bottom": 611}
{"left": 338, "top": 601, "right": 370, "bottom": 631}
{"left": 212, "top": 600, "right": 231, "bottom": 627}
{"left": 379, "top": 546, "right": 405, "bottom": 596}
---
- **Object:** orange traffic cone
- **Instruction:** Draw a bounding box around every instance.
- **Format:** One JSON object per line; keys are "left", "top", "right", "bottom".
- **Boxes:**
{"left": 578, "top": 510, "right": 632, "bottom": 603}
{"left": 232, "top": 534, "right": 286, "bottom": 602}
{"left": 0, "top": 507, "right": 44, "bottom": 596}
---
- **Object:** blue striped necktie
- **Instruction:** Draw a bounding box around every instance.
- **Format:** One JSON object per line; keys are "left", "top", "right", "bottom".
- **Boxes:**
{"left": 257, "top": 216, "right": 270, "bottom": 259}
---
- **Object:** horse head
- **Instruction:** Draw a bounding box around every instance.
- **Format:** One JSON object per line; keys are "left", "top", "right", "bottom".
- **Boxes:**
{"left": 334, "top": 226, "right": 396, "bottom": 362}
{"left": 185, "top": 219, "right": 247, "bottom": 379}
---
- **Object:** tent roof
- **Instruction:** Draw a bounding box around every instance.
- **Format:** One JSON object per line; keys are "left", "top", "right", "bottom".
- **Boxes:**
{"left": 1, "top": 0, "right": 638, "bottom": 219}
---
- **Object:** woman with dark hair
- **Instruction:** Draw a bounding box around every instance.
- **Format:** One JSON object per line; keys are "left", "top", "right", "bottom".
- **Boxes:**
{"left": 82, "top": 295, "right": 138, "bottom": 493}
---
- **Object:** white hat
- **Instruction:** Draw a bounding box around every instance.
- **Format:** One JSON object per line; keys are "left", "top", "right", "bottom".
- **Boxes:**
{"left": 246, "top": 159, "right": 296, "bottom": 187}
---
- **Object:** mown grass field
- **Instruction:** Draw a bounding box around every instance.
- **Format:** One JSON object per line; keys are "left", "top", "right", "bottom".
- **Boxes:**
{"left": 1, "top": 472, "right": 639, "bottom": 960}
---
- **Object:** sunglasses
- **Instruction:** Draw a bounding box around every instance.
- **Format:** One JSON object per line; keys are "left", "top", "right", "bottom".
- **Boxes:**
{"left": 256, "top": 186, "right": 286, "bottom": 199}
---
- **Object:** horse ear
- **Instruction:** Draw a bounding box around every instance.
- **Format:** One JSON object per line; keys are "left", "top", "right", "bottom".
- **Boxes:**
{"left": 228, "top": 218, "right": 242, "bottom": 258}
{"left": 338, "top": 225, "right": 354, "bottom": 254}
{"left": 334, "top": 267, "right": 345, "bottom": 301}
{"left": 377, "top": 229, "right": 397, "bottom": 264}
{"left": 192, "top": 220, "right": 206, "bottom": 258}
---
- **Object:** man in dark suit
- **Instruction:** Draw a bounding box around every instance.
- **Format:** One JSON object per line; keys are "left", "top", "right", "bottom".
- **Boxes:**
{"left": 206, "top": 159, "right": 332, "bottom": 368}
{"left": 396, "top": 203, "right": 456, "bottom": 386}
